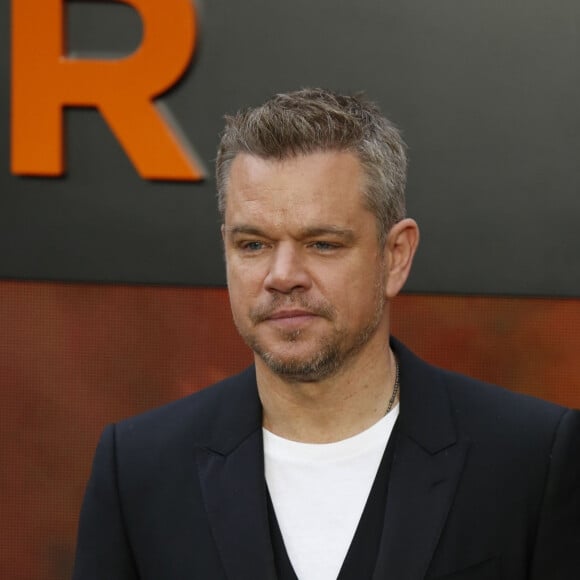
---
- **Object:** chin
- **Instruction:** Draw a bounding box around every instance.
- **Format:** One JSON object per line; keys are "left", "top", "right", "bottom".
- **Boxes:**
{"left": 257, "top": 338, "right": 346, "bottom": 382}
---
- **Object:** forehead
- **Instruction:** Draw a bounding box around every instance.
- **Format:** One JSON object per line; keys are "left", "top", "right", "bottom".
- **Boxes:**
{"left": 224, "top": 151, "right": 370, "bottom": 227}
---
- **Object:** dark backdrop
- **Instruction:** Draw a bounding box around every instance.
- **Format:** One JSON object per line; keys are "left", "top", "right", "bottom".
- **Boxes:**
{"left": 1, "top": 0, "right": 579, "bottom": 295}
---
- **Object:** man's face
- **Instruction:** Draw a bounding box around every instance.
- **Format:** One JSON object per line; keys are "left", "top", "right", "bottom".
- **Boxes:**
{"left": 222, "top": 151, "right": 390, "bottom": 382}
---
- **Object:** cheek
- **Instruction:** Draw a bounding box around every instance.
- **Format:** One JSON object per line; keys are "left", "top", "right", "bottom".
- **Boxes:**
{"left": 228, "top": 267, "right": 261, "bottom": 300}
{"left": 227, "top": 254, "right": 262, "bottom": 281}
{"left": 226, "top": 266, "right": 261, "bottom": 317}
{"left": 339, "top": 273, "right": 384, "bottom": 316}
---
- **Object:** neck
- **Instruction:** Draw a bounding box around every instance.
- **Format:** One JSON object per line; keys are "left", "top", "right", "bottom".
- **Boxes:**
{"left": 256, "top": 334, "right": 398, "bottom": 443}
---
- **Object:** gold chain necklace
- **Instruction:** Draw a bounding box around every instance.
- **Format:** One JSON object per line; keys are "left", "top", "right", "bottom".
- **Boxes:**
{"left": 385, "top": 356, "right": 400, "bottom": 415}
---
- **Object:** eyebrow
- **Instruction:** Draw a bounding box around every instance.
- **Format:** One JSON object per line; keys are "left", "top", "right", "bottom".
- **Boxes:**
{"left": 224, "top": 225, "right": 265, "bottom": 237}
{"left": 301, "top": 226, "right": 356, "bottom": 243}
{"left": 224, "top": 224, "right": 356, "bottom": 243}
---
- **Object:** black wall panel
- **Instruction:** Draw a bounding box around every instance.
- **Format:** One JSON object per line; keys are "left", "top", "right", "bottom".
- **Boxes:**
{"left": 1, "top": 0, "right": 579, "bottom": 296}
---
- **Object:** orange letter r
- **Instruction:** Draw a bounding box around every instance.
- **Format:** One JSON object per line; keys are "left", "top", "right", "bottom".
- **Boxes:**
{"left": 11, "top": 0, "right": 203, "bottom": 181}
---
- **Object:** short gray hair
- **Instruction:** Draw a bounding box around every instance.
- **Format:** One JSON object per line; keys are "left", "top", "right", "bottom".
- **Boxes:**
{"left": 215, "top": 88, "right": 407, "bottom": 242}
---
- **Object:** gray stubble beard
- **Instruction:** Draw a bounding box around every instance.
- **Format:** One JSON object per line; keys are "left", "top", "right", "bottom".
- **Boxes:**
{"left": 239, "top": 284, "right": 386, "bottom": 383}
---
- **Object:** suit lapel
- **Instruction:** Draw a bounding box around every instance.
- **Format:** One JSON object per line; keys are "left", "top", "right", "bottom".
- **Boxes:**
{"left": 195, "top": 369, "right": 277, "bottom": 580}
{"left": 373, "top": 433, "right": 469, "bottom": 580}
{"left": 193, "top": 340, "right": 469, "bottom": 580}
{"left": 373, "top": 340, "right": 470, "bottom": 580}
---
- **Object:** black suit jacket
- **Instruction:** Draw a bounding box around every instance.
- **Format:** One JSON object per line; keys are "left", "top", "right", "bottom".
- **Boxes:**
{"left": 73, "top": 339, "right": 580, "bottom": 579}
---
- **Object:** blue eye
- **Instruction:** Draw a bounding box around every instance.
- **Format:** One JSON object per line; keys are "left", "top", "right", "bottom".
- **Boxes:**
{"left": 311, "top": 241, "right": 338, "bottom": 251}
{"left": 242, "top": 241, "right": 265, "bottom": 251}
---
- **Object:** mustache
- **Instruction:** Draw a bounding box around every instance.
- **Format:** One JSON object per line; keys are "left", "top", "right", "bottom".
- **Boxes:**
{"left": 249, "top": 296, "right": 335, "bottom": 324}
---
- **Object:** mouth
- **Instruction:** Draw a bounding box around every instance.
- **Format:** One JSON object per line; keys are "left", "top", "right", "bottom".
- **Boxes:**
{"left": 264, "top": 309, "right": 318, "bottom": 328}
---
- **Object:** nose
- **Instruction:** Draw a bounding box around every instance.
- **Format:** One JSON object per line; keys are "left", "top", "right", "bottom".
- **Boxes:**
{"left": 264, "top": 243, "right": 312, "bottom": 294}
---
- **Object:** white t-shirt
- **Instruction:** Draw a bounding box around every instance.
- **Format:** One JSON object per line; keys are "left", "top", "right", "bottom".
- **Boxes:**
{"left": 263, "top": 405, "right": 399, "bottom": 580}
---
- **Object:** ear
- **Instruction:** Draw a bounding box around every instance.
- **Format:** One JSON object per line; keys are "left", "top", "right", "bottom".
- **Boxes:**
{"left": 384, "top": 218, "right": 420, "bottom": 298}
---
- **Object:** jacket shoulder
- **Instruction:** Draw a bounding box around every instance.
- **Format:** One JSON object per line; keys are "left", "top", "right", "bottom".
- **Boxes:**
{"left": 441, "top": 366, "right": 568, "bottom": 432}
{"left": 392, "top": 336, "right": 570, "bottom": 446}
{"left": 113, "top": 365, "right": 260, "bottom": 452}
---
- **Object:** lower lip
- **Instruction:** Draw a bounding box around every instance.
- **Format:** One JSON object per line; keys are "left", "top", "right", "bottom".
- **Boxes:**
{"left": 266, "top": 314, "right": 317, "bottom": 329}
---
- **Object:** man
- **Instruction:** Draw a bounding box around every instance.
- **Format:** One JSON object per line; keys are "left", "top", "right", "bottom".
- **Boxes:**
{"left": 73, "top": 89, "right": 580, "bottom": 579}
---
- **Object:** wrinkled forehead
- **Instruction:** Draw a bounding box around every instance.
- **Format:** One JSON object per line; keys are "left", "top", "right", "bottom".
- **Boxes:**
{"left": 222, "top": 151, "right": 377, "bottom": 237}
{"left": 226, "top": 150, "right": 364, "bottom": 200}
